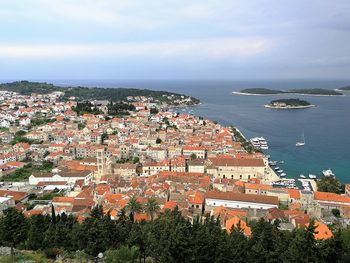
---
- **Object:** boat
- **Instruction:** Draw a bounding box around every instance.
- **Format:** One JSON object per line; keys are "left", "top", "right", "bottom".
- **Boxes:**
{"left": 322, "top": 169, "right": 335, "bottom": 177}
{"left": 300, "top": 174, "right": 306, "bottom": 178}
{"left": 274, "top": 167, "right": 280, "bottom": 171}
{"left": 269, "top": 161, "right": 277, "bottom": 166}
{"left": 277, "top": 169, "right": 283, "bottom": 173}
{"left": 309, "top": 174, "right": 317, "bottom": 179}
{"left": 296, "top": 132, "right": 305, "bottom": 147}
{"left": 280, "top": 173, "right": 287, "bottom": 177}
{"left": 279, "top": 160, "right": 285, "bottom": 164}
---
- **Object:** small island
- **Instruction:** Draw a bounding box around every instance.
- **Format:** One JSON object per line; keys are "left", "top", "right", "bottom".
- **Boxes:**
{"left": 264, "top": 98, "right": 315, "bottom": 109}
{"left": 234, "top": 88, "right": 343, "bottom": 96}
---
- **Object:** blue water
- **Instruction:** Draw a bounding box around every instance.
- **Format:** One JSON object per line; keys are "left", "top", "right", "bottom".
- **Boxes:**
{"left": 49, "top": 79, "right": 350, "bottom": 182}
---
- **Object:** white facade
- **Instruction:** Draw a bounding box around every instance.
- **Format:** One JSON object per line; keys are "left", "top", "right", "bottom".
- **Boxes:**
{"left": 188, "top": 165, "right": 205, "bottom": 173}
{"left": 29, "top": 172, "right": 93, "bottom": 186}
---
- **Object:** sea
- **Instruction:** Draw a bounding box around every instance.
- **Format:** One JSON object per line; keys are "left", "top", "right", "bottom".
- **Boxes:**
{"left": 45, "top": 79, "right": 350, "bottom": 183}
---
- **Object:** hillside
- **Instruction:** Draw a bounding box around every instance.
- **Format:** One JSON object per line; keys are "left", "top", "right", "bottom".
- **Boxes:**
{"left": 0, "top": 81, "right": 200, "bottom": 105}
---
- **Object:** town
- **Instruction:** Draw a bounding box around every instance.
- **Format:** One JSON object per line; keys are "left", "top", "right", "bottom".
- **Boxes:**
{"left": 0, "top": 87, "right": 349, "bottom": 260}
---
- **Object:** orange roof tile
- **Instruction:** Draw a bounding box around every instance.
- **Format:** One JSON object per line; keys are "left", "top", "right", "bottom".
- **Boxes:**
{"left": 225, "top": 216, "right": 251, "bottom": 236}
{"left": 245, "top": 183, "right": 273, "bottom": 191}
{"left": 314, "top": 191, "right": 350, "bottom": 204}
{"left": 288, "top": 189, "right": 301, "bottom": 199}
{"left": 134, "top": 213, "right": 150, "bottom": 222}
{"left": 163, "top": 201, "right": 177, "bottom": 211}
{"left": 306, "top": 220, "right": 333, "bottom": 240}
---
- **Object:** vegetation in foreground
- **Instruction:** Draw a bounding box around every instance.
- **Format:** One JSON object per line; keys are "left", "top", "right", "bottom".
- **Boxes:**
{"left": 1, "top": 205, "right": 350, "bottom": 263}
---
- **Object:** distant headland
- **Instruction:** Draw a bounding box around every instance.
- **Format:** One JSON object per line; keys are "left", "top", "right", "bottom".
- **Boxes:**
{"left": 264, "top": 98, "right": 315, "bottom": 109}
{"left": 233, "top": 88, "right": 344, "bottom": 96}
{"left": 0, "top": 80, "right": 200, "bottom": 106}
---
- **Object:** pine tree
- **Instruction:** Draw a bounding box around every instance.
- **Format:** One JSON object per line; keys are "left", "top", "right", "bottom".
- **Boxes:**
{"left": 0, "top": 208, "right": 28, "bottom": 262}
{"left": 26, "top": 214, "right": 50, "bottom": 250}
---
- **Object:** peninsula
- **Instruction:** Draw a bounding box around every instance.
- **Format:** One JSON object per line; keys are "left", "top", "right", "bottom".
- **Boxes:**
{"left": 0, "top": 81, "right": 200, "bottom": 106}
{"left": 264, "top": 98, "right": 315, "bottom": 109}
{"left": 233, "top": 88, "right": 343, "bottom": 96}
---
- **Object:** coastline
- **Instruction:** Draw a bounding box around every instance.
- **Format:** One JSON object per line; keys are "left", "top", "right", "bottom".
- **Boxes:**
{"left": 264, "top": 104, "right": 316, "bottom": 109}
{"left": 232, "top": 91, "right": 345, "bottom": 97}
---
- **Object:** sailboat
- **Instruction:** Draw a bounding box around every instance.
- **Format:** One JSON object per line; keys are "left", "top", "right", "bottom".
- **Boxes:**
{"left": 296, "top": 133, "right": 305, "bottom": 147}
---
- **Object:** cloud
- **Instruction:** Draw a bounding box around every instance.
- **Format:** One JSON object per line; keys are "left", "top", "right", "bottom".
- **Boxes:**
{"left": 0, "top": 37, "right": 271, "bottom": 59}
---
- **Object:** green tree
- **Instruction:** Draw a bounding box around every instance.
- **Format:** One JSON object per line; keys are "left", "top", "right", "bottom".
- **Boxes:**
{"left": 283, "top": 220, "right": 319, "bottom": 263}
{"left": 150, "top": 107, "right": 159, "bottom": 114}
{"left": 145, "top": 198, "right": 160, "bottom": 220}
{"left": 105, "top": 245, "right": 140, "bottom": 263}
{"left": 0, "top": 208, "right": 28, "bottom": 262}
{"left": 190, "top": 153, "right": 197, "bottom": 160}
{"left": 26, "top": 214, "right": 50, "bottom": 250}
{"left": 317, "top": 176, "right": 344, "bottom": 194}
{"left": 126, "top": 198, "right": 142, "bottom": 221}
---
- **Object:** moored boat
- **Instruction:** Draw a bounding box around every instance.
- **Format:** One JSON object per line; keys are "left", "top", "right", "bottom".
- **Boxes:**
{"left": 296, "top": 132, "right": 305, "bottom": 147}
{"left": 322, "top": 169, "right": 335, "bottom": 177}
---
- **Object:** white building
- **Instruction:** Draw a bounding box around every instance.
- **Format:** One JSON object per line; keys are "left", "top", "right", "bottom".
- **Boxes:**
{"left": 29, "top": 170, "right": 93, "bottom": 185}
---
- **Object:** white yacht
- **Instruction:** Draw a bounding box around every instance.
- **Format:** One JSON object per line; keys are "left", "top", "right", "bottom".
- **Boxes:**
{"left": 296, "top": 132, "right": 305, "bottom": 147}
{"left": 269, "top": 161, "right": 277, "bottom": 166}
{"left": 323, "top": 169, "right": 335, "bottom": 177}
{"left": 309, "top": 174, "right": 317, "bottom": 179}
{"left": 300, "top": 174, "right": 306, "bottom": 178}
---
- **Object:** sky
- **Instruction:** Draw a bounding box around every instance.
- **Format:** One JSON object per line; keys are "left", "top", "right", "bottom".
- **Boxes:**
{"left": 0, "top": 0, "right": 350, "bottom": 80}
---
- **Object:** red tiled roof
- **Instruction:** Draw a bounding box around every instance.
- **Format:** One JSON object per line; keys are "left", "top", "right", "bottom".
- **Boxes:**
{"left": 314, "top": 191, "right": 350, "bottom": 204}
{"left": 0, "top": 190, "right": 28, "bottom": 202}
